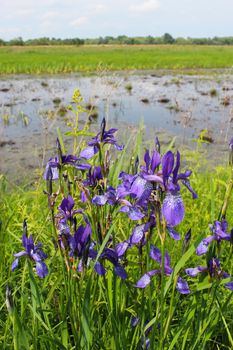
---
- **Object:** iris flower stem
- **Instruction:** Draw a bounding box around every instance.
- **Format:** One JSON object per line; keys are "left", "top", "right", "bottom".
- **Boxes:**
{"left": 225, "top": 247, "right": 233, "bottom": 268}
{"left": 159, "top": 237, "right": 165, "bottom": 350}
{"left": 28, "top": 262, "right": 40, "bottom": 350}
{"left": 11, "top": 309, "right": 29, "bottom": 350}
{"left": 155, "top": 203, "right": 166, "bottom": 349}
{"left": 46, "top": 174, "right": 57, "bottom": 241}
{"left": 99, "top": 143, "right": 108, "bottom": 192}
{"left": 103, "top": 276, "right": 119, "bottom": 349}
{"left": 12, "top": 314, "right": 19, "bottom": 350}
{"left": 58, "top": 167, "right": 64, "bottom": 196}
{"left": 219, "top": 167, "right": 233, "bottom": 220}
{"left": 99, "top": 143, "right": 104, "bottom": 173}
{"left": 51, "top": 207, "right": 57, "bottom": 241}
{"left": 163, "top": 275, "right": 178, "bottom": 341}
{"left": 73, "top": 110, "right": 79, "bottom": 156}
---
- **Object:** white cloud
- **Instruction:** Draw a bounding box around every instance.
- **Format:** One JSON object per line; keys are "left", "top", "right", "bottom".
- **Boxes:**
{"left": 39, "top": 20, "right": 55, "bottom": 31}
{"left": 92, "top": 3, "right": 107, "bottom": 13}
{"left": 129, "top": 0, "right": 160, "bottom": 13}
{"left": 41, "top": 11, "right": 60, "bottom": 20}
{"left": 0, "top": 27, "right": 21, "bottom": 36}
{"left": 70, "top": 16, "right": 88, "bottom": 27}
{"left": 1, "top": 0, "right": 233, "bottom": 40}
{"left": 16, "top": 9, "right": 35, "bottom": 17}
{"left": 5, "top": 8, "right": 35, "bottom": 20}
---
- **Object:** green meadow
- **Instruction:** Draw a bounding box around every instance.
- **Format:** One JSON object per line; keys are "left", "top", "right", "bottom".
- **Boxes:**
{"left": 1, "top": 43, "right": 233, "bottom": 348}
{"left": 1, "top": 45, "right": 233, "bottom": 74}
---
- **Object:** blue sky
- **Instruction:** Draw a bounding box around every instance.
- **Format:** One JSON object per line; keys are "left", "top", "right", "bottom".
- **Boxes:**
{"left": 0, "top": 0, "right": 232, "bottom": 40}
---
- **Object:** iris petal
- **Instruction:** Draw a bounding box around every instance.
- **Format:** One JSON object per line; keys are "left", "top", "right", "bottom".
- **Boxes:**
{"left": 185, "top": 266, "right": 206, "bottom": 277}
{"left": 80, "top": 146, "right": 97, "bottom": 159}
{"left": 36, "top": 261, "right": 48, "bottom": 278}
{"left": 176, "top": 277, "right": 190, "bottom": 294}
{"left": 162, "top": 151, "right": 174, "bottom": 182}
{"left": 150, "top": 245, "right": 161, "bottom": 263}
{"left": 114, "top": 265, "right": 127, "bottom": 280}
{"left": 95, "top": 262, "right": 106, "bottom": 276}
{"left": 162, "top": 193, "right": 184, "bottom": 227}
{"left": 130, "top": 225, "right": 146, "bottom": 244}
{"left": 116, "top": 241, "right": 129, "bottom": 257}
{"left": 167, "top": 226, "right": 181, "bottom": 240}
{"left": 225, "top": 282, "right": 233, "bottom": 290}
{"left": 151, "top": 150, "right": 161, "bottom": 172}
{"left": 135, "top": 273, "right": 151, "bottom": 288}
{"left": 92, "top": 195, "right": 108, "bottom": 206}
{"left": 196, "top": 236, "right": 216, "bottom": 256}
{"left": 12, "top": 258, "right": 19, "bottom": 271}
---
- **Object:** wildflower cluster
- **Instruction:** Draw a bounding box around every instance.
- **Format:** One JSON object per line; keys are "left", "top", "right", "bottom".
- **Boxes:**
{"left": 10, "top": 109, "right": 233, "bottom": 349}
{"left": 12, "top": 220, "right": 48, "bottom": 278}
{"left": 39, "top": 117, "right": 198, "bottom": 291}
{"left": 183, "top": 137, "right": 233, "bottom": 291}
{"left": 185, "top": 219, "right": 233, "bottom": 290}
{"left": 57, "top": 194, "right": 127, "bottom": 279}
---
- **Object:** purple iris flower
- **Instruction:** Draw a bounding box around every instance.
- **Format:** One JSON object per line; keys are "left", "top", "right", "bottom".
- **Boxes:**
{"left": 80, "top": 190, "right": 89, "bottom": 203}
{"left": 166, "top": 226, "right": 181, "bottom": 240}
{"left": 131, "top": 176, "right": 154, "bottom": 207}
{"left": 162, "top": 193, "right": 185, "bottom": 228}
{"left": 92, "top": 186, "right": 118, "bottom": 206}
{"left": 82, "top": 166, "right": 103, "bottom": 188}
{"left": 12, "top": 228, "right": 48, "bottom": 278}
{"left": 186, "top": 257, "right": 233, "bottom": 290}
{"left": 117, "top": 172, "right": 137, "bottom": 198}
{"left": 44, "top": 138, "right": 91, "bottom": 180}
{"left": 68, "top": 222, "right": 92, "bottom": 257}
{"left": 119, "top": 200, "right": 145, "bottom": 220}
{"left": 123, "top": 149, "right": 161, "bottom": 204}
{"left": 99, "top": 248, "right": 127, "bottom": 279}
{"left": 80, "top": 118, "right": 123, "bottom": 160}
{"left": 58, "top": 220, "right": 72, "bottom": 250}
{"left": 58, "top": 195, "right": 82, "bottom": 222}
{"left": 161, "top": 151, "right": 197, "bottom": 227}
{"left": 129, "top": 149, "right": 165, "bottom": 202}
{"left": 196, "top": 220, "right": 231, "bottom": 256}
{"left": 142, "top": 150, "right": 196, "bottom": 227}
{"left": 116, "top": 223, "right": 149, "bottom": 257}
{"left": 62, "top": 155, "right": 91, "bottom": 170}
{"left": 44, "top": 155, "right": 90, "bottom": 180}
{"left": 92, "top": 185, "right": 146, "bottom": 221}
{"left": 118, "top": 149, "right": 196, "bottom": 229}
{"left": 44, "top": 156, "right": 59, "bottom": 181}
{"left": 131, "top": 317, "right": 152, "bottom": 349}
{"left": 57, "top": 196, "right": 84, "bottom": 250}
{"left": 135, "top": 244, "right": 190, "bottom": 294}
{"left": 141, "top": 149, "right": 161, "bottom": 175}
{"left": 116, "top": 218, "right": 156, "bottom": 257}
{"left": 79, "top": 245, "right": 127, "bottom": 280}
{"left": 117, "top": 172, "right": 152, "bottom": 213}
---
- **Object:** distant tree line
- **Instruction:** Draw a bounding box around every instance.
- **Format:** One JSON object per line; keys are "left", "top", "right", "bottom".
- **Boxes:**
{"left": 1, "top": 34, "right": 233, "bottom": 46}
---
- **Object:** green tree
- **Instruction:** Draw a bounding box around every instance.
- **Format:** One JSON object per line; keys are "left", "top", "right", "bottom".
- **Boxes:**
{"left": 163, "top": 33, "right": 175, "bottom": 44}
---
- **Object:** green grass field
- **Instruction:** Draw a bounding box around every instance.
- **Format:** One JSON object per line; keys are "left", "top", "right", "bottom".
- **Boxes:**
{"left": 1, "top": 45, "right": 233, "bottom": 74}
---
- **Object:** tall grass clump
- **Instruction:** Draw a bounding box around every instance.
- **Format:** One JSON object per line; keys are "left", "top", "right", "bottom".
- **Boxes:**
{"left": 1, "top": 90, "right": 233, "bottom": 349}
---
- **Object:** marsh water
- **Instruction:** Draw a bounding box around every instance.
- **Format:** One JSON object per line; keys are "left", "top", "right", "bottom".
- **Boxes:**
{"left": 1, "top": 71, "right": 233, "bottom": 179}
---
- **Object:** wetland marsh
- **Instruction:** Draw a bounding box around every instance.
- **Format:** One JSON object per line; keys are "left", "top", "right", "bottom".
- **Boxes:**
{"left": 1, "top": 70, "right": 233, "bottom": 178}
